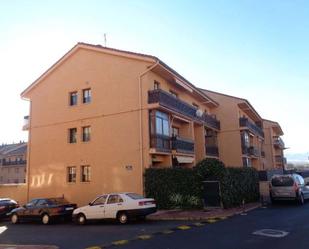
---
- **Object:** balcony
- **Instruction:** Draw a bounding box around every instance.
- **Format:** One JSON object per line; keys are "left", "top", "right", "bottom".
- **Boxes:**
{"left": 172, "top": 136, "right": 195, "bottom": 154}
{"left": 1, "top": 160, "right": 27, "bottom": 166}
{"left": 248, "top": 146, "right": 260, "bottom": 157}
{"left": 148, "top": 89, "right": 220, "bottom": 130}
{"left": 205, "top": 145, "right": 219, "bottom": 157}
{"left": 239, "top": 117, "right": 264, "bottom": 138}
{"left": 275, "top": 155, "right": 283, "bottom": 164}
{"left": 274, "top": 137, "right": 285, "bottom": 149}
{"left": 23, "top": 115, "right": 29, "bottom": 131}
{"left": 150, "top": 134, "right": 171, "bottom": 152}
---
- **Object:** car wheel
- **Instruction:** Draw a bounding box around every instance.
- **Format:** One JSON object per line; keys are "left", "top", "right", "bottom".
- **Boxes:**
{"left": 11, "top": 213, "right": 19, "bottom": 224}
{"left": 298, "top": 193, "right": 305, "bottom": 205}
{"left": 41, "top": 214, "right": 50, "bottom": 225}
{"left": 76, "top": 213, "right": 86, "bottom": 225}
{"left": 117, "top": 212, "right": 128, "bottom": 224}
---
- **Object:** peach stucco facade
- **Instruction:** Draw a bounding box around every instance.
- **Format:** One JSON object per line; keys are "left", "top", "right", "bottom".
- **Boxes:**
{"left": 201, "top": 90, "right": 267, "bottom": 170}
{"left": 0, "top": 43, "right": 285, "bottom": 206}
{"left": 263, "top": 119, "right": 286, "bottom": 170}
{"left": 20, "top": 43, "right": 221, "bottom": 206}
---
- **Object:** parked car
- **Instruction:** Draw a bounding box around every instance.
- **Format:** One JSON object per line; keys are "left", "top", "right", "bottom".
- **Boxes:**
{"left": 73, "top": 193, "right": 156, "bottom": 225}
{"left": 270, "top": 174, "right": 309, "bottom": 204}
{"left": 10, "top": 197, "right": 77, "bottom": 224}
{"left": 0, "top": 198, "right": 19, "bottom": 219}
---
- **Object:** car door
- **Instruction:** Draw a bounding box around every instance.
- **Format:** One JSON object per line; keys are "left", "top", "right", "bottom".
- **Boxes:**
{"left": 86, "top": 195, "right": 107, "bottom": 220}
{"left": 104, "top": 194, "right": 124, "bottom": 219}
{"left": 299, "top": 176, "right": 309, "bottom": 198}
{"left": 34, "top": 199, "right": 49, "bottom": 217}
{"left": 22, "top": 199, "right": 39, "bottom": 220}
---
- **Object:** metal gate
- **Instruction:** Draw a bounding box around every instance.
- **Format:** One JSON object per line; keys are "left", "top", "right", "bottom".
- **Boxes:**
{"left": 203, "top": 181, "right": 222, "bottom": 208}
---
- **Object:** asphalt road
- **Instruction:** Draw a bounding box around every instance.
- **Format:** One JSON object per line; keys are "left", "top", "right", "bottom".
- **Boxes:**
{"left": 121, "top": 201, "right": 309, "bottom": 249}
{"left": 0, "top": 218, "right": 192, "bottom": 249}
{"left": 1, "top": 201, "right": 309, "bottom": 249}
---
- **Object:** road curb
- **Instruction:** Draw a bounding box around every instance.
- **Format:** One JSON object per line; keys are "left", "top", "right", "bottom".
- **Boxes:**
{"left": 0, "top": 245, "right": 59, "bottom": 249}
{"left": 148, "top": 203, "right": 261, "bottom": 221}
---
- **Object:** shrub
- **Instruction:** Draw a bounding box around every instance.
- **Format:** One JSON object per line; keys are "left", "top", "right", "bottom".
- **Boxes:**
{"left": 145, "top": 158, "right": 260, "bottom": 209}
{"left": 144, "top": 168, "right": 203, "bottom": 209}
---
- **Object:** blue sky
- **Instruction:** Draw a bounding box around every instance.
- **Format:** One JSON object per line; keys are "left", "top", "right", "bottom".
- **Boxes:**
{"left": 0, "top": 0, "right": 308, "bottom": 160}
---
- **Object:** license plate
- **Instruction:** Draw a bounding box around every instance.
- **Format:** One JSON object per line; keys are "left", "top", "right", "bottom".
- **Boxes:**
{"left": 66, "top": 207, "right": 74, "bottom": 210}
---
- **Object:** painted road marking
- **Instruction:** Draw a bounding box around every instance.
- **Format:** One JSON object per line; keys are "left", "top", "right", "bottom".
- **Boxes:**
{"left": 253, "top": 229, "right": 289, "bottom": 238}
{"left": 162, "top": 230, "right": 174, "bottom": 234}
{"left": 206, "top": 219, "right": 217, "bottom": 223}
{"left": 193, "top": 222, "right": 205, "bottom": 227}
{"left": 137, "top": 235, "right": 152, "bottom": 240}
{"left": 177, "top": 225, "right": 191, "bottom": 230}
{"left": 85, "top": 216, "right": 231, "bottom": 248}
{"left": 111, "top": 240, "right": 129, "bottom": 246}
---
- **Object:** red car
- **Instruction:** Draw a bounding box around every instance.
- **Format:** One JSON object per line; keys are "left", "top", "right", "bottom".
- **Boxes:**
{"left": 10, "top": 197, "right": 77, "bottom": 225}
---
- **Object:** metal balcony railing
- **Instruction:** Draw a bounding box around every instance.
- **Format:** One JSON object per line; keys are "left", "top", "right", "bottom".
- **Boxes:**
{"left": 1, "top": 160, "right": 27, "bottom": 166}
{"left": 150, "top": 134, "right": 171, "bottom": 152}
{"left": 172, "top": 136, "right": 195, "bottom": 154}
{"left": 239, "top": 117, "right": 264, "bottom": 138}
{"left": 274, "top": 137, "right": 285, "bottom": 149}
{"left": 205, "top": 145, "right": 219, "bottom": 157}
{"left": 148, "top": 89, "right": 220, "bottom": 130}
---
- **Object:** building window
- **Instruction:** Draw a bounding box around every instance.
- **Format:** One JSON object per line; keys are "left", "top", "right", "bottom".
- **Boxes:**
{"left": 69, "top": 91, "right": 78, "bottom": 106}
{"left": 83, "top": 88, "right": 91, "bottom": 103}
{"left": 154, "top": 81, "right": 160, "bottom": 90}
{"left": 82, "top": 126, "right": 91, "bottom": 142}
{"left": 155, "top": 111, "right": 169, "bottom": 136}
{"left": 169, "top": 90, "right": 178, "bottom": 98}
{"left": 172, "top": 127, "right": 179, "bottom": 137}
{"left": 68, "top": 128, "right": 77, "bottom": 143}
{"left": 242, "top": 157, "right": 252, "bottom": 167}
{"left": 15, "top": 168, "right": 19, "bottom": 173}
{"left": 67, "top": 166, "right": 76, "bottom": 183}
{"left": 81, "top": 165, "right": 91, "bottom": 182}
{"left": 241, "top": 131, "right": 250, "bottom": 148}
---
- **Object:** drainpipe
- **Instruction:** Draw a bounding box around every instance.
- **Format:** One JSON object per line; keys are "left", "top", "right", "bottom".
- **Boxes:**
{"left": 25, "top": 100, "right": 32, "bottom": 203}
{"left": 138, "top": 60, "right": 159, "bottom": 194}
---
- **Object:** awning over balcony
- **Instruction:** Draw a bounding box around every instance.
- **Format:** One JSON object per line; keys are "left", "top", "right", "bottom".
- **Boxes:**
{"left": 176, "top": 156, "right": 194, "bottom": 164}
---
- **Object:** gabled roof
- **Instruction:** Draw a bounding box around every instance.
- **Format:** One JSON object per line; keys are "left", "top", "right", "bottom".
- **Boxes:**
{"left": 263, "top": 119, "right": 284, "bottom": 135}
{"left": 200, "top": 88, "right": 263, "bottom": 122}
{"left": 21, "top": 42, "right": 218, "bottom": 107}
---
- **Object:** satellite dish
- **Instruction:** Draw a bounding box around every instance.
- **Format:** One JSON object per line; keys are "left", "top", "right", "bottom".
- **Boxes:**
{"left": 196, "top": 109, "right": 204, "bottom": 117}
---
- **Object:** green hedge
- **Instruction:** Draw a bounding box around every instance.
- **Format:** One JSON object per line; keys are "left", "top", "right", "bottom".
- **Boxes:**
{"left": 145, "top": 158, "right": 260, "bottom": 209}
{"left": 144, "top": 168, "right": 203, "bottom": 209}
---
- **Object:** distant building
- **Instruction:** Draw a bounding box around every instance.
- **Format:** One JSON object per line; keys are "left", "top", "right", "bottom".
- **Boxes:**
{"left": 0, "top": 142, "right": 27, "bottom": 184}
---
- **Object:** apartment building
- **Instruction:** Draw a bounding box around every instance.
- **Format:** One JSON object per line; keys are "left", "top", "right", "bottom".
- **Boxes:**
{"left": 0, "top": 142, "right": 27, "bottom": 184}
{"left": 201, "top": 89, "right": 266, "bottom": 170}
{"left": 263, "top": 119, "right": 286, "bottom": 170}
{"left": 21, "top": 43, "right": 221, "bottom": 205}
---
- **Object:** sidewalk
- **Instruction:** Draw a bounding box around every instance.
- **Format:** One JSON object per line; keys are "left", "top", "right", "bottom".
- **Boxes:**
{"left": 148, "top": 202, "right": 261, "bottom": 221}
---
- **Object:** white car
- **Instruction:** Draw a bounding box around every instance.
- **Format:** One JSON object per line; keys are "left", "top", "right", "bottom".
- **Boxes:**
{"left": 72, "top": 193, "right": 156, "bottom": 224}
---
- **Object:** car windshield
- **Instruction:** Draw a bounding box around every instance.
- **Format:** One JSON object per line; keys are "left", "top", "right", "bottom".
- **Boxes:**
{"left": 272, "top": 176, "right": 294, "bottom": 187}
{"left": 47, "top": 198, "right": 69, "bottom": 205}
{"left": 126, "top": 193, "right": 145, "bottom": 200}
